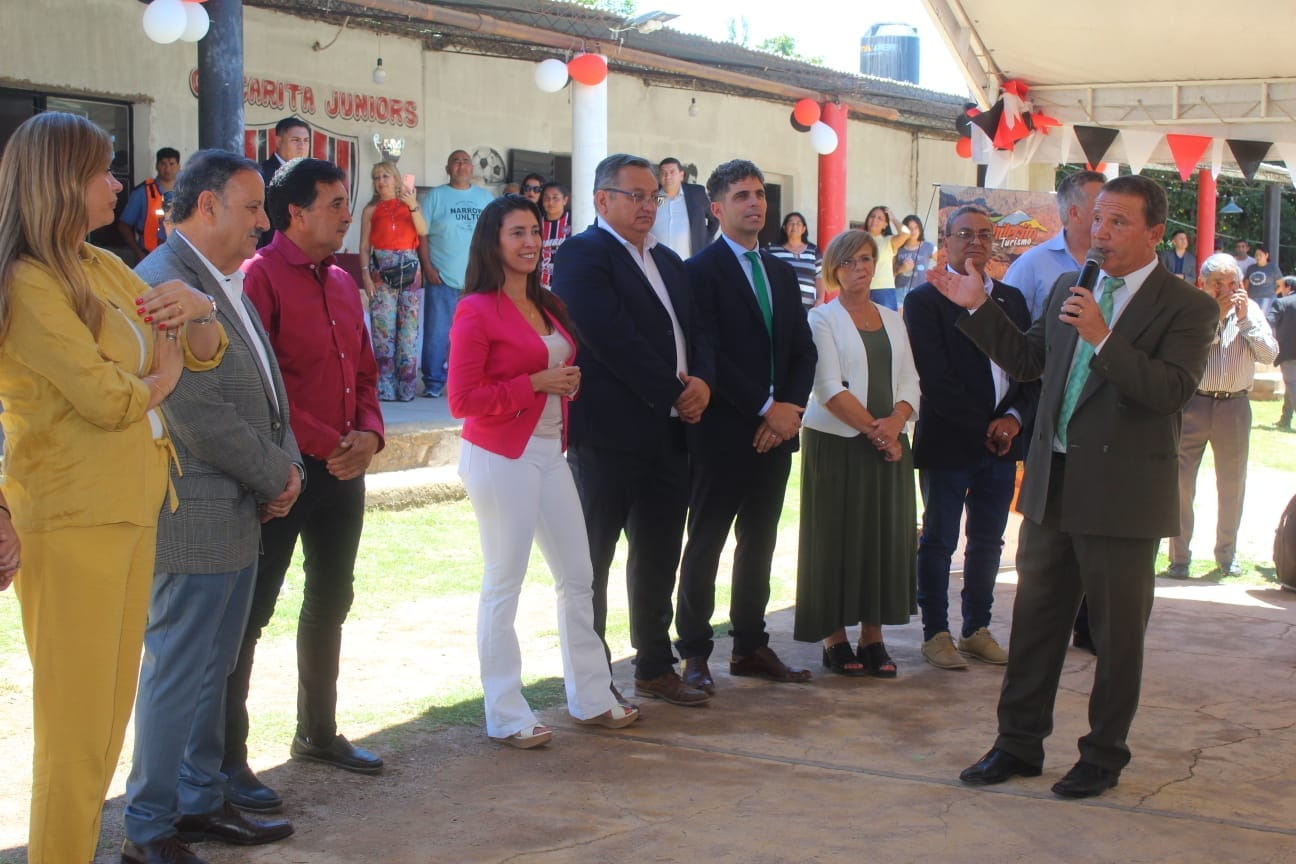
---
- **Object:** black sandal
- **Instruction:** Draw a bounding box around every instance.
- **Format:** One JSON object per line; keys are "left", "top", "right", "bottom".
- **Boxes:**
{"left": 858, "top": 641, "right": 897, "bottom": 678}
{"left": 822, "top": 642, "right": 866, "bottom": 676}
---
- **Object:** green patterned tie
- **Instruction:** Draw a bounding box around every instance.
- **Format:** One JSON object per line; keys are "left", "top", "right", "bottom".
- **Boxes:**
{"left": 1056, "top": 276, "right": 1122, "bottom": 448}
{"left": 745, "top": 250, "right": 774, "bottom": 385}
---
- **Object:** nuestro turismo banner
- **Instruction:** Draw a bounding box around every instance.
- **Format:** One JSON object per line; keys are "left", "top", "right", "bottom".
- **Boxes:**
{"left": 937, "top": 185, "right": 1060, "bottom": 282}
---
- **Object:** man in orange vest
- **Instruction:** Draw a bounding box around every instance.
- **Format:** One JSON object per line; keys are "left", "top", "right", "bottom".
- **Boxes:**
{"left": 118, "top": 147, "right": 181, "bottom": 263}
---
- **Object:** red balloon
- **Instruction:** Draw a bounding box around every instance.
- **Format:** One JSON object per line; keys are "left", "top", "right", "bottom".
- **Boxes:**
{"left": 956, "top": 136, "right": 972, "bottom": 158}
{"left": 567, "top": 54, "right": 608, "bottom": 86}
{"left": 792, "top": 98, "right": 820, "bottom": 127}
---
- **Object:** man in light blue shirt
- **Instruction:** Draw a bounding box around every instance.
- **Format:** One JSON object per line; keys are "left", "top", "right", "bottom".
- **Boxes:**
{"left": 1003, "top": 170, "right": 1105, "bottom": 321}
{"left": 419, "top": 149, "right": 494, "bottom": 396}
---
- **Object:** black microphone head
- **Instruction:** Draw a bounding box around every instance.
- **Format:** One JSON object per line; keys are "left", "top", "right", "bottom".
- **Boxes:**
{"left": 1084, "top": 248, "right": 1106, "bottom": 267}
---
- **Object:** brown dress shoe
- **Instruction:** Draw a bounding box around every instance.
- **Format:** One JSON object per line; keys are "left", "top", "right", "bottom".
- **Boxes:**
{"left": 633, "top": 670, "right": 710, "bottom": 706}
{"left": 730, "top": 645, "right": 813, "bottom": 683}
{"left": 121, "top": 836, "right": 209, "bottom": 864}
{"left": 680, "top": 657, "right": 716, "bottom": 694}
{"left": 176, "top": 801, "right": 294, "bottom": 846}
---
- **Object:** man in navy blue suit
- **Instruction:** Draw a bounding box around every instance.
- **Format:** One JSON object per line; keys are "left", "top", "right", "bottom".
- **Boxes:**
{"left": 551, "top": 153, "right": 714, "bottom": 707}
{"left": 674, "top": 159, "right": 818, "bottom": 693}
{"left": 905, "top": 206, "right": 1038, "bottom": 672}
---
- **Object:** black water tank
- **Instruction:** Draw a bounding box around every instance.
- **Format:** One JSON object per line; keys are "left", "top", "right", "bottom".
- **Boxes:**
{"left": 859, "top": 22, "right": 920, "bottom": 84}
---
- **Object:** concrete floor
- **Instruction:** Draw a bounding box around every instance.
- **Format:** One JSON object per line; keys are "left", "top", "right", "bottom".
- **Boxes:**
{"left": 182, "top": 575, "right": 1296, "bottom": 864}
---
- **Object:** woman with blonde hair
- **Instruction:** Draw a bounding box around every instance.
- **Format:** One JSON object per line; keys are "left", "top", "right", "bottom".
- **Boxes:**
{"left": 0, "top": 112, "right": 224, "bottom": 863}
{"left": 358, "top": 161, "right": 428, "bottom": 401}
{"left": 795, "top": 229, "right": 919, "bottom": 677}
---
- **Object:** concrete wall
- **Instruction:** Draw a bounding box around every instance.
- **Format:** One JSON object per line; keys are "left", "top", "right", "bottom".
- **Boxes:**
{"left": 0, "top": 0, "right": 1035, "bottom": 252}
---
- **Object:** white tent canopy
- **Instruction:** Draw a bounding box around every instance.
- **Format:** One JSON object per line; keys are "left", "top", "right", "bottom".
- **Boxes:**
{"left": 922, "top": 0, "right": 1296, "bottom": 175}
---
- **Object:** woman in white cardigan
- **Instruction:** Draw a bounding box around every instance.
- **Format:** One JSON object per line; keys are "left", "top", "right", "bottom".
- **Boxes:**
{"left": 794, "top": 230, "right": 920, "bottom": 677}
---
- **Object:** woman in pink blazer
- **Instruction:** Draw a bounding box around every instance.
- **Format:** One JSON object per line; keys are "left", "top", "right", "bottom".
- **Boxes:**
{"left": 448, "top": 195, "right": 639, "bottom": 748}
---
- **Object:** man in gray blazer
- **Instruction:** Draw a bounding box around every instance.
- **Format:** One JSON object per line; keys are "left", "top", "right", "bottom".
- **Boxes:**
{"left": 931, "top": 175, "right": 1218, "bottom": 800}
{"left": 122, "top": 151, "right": 301, "bottom": 864}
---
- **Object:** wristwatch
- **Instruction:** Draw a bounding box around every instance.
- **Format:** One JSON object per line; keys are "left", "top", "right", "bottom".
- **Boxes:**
{"left": 191, "top": 294, "right": 218, "bottom": 325}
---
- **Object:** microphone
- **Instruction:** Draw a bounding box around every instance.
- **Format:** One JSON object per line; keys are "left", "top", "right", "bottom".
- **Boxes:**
{"left": 1065, "top": 248, "right": 1105, "bottom": 316}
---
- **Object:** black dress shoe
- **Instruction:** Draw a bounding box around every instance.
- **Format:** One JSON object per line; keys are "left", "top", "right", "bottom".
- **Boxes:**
{"left": 122, "top": 836, "right": 208, "bottom": 864}
{"left": 175, "top": 801, "right": 293, "bottom": 846}
{"left": 223, "top": 763, "right": 282, "bottom": 813}
{"left": 958, "top": 747, "right": 1043, "bottom": 786}
{"left": 1051, "top": 761, "right": 1119, "bottom": 798}
{"left": 681, "top": 656, "right": 716, "bottom": 694}
{"left": 290, "top": 733, "right": 383, "bottom": 774}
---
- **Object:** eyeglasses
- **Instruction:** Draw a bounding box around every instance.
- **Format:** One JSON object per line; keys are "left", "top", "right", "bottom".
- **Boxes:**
{"left": 522, "top": 184, "right": 543, "bottom": 193}
{"left": 953, "top": 229, "right": 995, "bottom": 242}
{"left": 839, "top": 256, "right": 875, "bottom": 271}
{"left": 601, "top": 187, "right": 666, "bottom": 207}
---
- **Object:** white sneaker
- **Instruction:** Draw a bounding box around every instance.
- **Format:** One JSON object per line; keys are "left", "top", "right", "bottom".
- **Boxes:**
{"left": 958, "top": 627, "right": 1008, "bottom": 665}
{"left": 921, "top": 632, "right": 969, "bottom": 670}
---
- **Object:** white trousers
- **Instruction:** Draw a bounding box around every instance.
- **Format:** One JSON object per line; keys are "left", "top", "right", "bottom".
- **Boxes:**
{"left": 459, "top": 436, "right": 617, "bottom": 737}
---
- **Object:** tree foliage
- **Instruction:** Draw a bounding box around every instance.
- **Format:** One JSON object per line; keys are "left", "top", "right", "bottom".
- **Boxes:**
{"left": 572, "top": 0, "right": 637, "bottom": 16}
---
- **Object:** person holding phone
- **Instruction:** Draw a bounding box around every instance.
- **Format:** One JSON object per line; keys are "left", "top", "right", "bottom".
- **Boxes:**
{"left": 358, "top": 162, "right": 428, "bottom": 401}
{"left": 449, "top": 195, "right": 639, "bottom": 749}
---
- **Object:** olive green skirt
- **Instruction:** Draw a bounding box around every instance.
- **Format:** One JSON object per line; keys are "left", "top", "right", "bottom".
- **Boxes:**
{"left": 793, "top": 426, "right": 917, "bottom": 642}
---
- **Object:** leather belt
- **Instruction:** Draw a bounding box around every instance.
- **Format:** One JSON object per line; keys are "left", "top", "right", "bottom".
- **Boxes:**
{"left": 1196, "top": 389, "right": 1247, "bottom": 400}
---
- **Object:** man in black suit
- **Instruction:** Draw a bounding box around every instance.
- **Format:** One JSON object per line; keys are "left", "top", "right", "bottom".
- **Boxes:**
{"left": 652, "top": 157, "right": 718, "bottom": 258}
{"left": 257, "top": 117, "right": 311, "bottom": 248}
{"left": 551, "top": 153, "right": 714, "bottom": 707}
{"left": 931, "top": 175, "right": 1217, "bottom": 799}
{"left": 674, "top": 160, "right": 817, "bottom": 693}
{"left": 905, "top": 207, "right": 1038, "bottom": 673}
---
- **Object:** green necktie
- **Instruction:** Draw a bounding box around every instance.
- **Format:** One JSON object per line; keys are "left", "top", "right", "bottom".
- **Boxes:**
{"left": 745, "top": 250, "right": 774, "bottom": 384}
{"left": 1056, "top": 276, "right": 1122, "bottom": 448}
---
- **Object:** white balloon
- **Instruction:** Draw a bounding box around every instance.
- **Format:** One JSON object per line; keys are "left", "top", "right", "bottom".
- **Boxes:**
{"left": 534, "top": 58, "right": 569, "bottom": 93}
{"left": 142, "top": 0, "right": 187, "bottom": 44}
{"left": 179, "top": 2, "right": 210, "bottom": 42}
{"left": 809, "top": 121, "right": 839, "bottom": 155}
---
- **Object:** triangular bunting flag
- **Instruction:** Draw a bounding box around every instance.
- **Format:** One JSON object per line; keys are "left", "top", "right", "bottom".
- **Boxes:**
{"left": 1059, "top": 126, "right": 1073, "bottom": 165}
{"left": 1210, "top": 138, "right": 1224, "bottom": 180}
{"left": 970, "top": 125, "right": 994, "bottom": 164}
{"left": 969, "top": 101, "right": 1005, "bottom": 147}
{"left": 1274, "top": 142, "right": 1296, "bottom": 188}
{"left": 1165, "top": 134, "right": 1212, "bottom": 181}
{"left": 1118, "top": 130, "right": 1161, "bottom": 175}
{"left": 1226, "top": 139, "right": 1272, "bottom": 181}
{"left": 1073, "top": 126, "right": 1119, "bottom": 169}
{"left": 984, "top": 148, "right": 1013, "bottom": 190}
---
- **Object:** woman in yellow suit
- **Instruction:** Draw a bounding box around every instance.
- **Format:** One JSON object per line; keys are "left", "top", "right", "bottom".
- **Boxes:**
{"left": 0, "top": 113, "right": 226, "bottom": 864}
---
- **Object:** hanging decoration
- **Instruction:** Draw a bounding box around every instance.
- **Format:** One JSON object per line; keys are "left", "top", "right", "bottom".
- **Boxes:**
{"left": 1118, "top": 129, "right": 1160, "bottom": 176}
{"left": 1225, "top": 140, "right": 1272, "bottom": 182}
{"left": 142, "top": 0, "right": 188, "bottom": 44}
{"left": 534, "top": 58, "right": 569, "bottom": 93}
{"left": 792, "top": 99, "right": 820, "bottom": 127}
{"left": 567, "top": 53, "right": 608, "bottom": 86}
{"left": 808, "top": 121, "right": 838, "bottom": 155}
{"left": 179, "top": 1, "right": 210, "bottom": 42}
{"left": 1073, "top": 125, "right": 1120, "bottom": 169}
{"left": 789, "top": 111, "right": 811, "bottom": 133}
{"left": 1165, "top": 134, "right": 1213, "bottom": 182}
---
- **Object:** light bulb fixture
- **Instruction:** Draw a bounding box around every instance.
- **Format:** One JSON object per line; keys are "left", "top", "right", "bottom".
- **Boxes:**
{"left": 372, "top": 57, "right": 386, "bottom": 85}
{"left": 688, "top": 98, "right": 698, "bottom": 118}
{"left": 610, "top": 10, "right": 679, "bottom": 35}
{"left": 1219, "top": 196, "right": 1243, "bottom": 215}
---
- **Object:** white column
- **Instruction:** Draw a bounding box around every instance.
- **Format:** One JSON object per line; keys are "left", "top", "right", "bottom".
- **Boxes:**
{"left": 570, "top": 64, "right": 608, "bottom": 231}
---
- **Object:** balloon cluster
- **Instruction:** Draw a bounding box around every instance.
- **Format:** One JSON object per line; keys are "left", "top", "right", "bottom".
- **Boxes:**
{"left": 789, "top": 99, "right": 837, "bottom": 155}
{"left": 534, "top": 54, "right": 608, "bottom": 92}
{"left": 142, "top": 0, "right": 209, "bottom": 44}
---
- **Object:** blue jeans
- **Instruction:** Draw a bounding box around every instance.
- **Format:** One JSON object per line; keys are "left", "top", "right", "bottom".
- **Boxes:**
{"left": 421, "top": 281, "right": 460, "bottom": 390}
{"left": 916, "top": 457, "right": 1017, "bottom": 641}
{"left": 124, "top": 563, "right": 256, "bottom": 843}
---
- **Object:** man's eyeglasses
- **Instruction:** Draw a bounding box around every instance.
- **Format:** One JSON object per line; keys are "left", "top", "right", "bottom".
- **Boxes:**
{"left": 522, "top": 184, "right": 543, "bottom": 193}
{"left": 953, "top": 229, "right": 995, "bottom": 242}
{"left": 601, "top": 187, "right": 666, "bottom": 207}
{"left": 839, "top": 256, "right": 874, "bottom": 271}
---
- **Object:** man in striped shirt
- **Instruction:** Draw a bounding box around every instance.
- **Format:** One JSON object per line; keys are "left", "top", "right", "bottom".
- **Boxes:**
{"left": 1168, "top": 253, "right": 1278, "bottom": 577}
